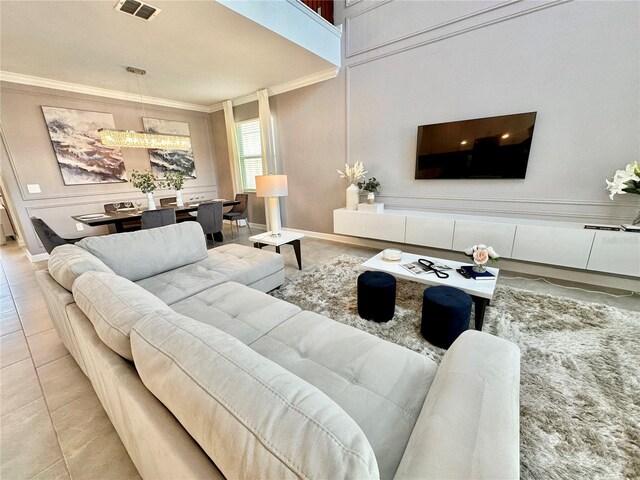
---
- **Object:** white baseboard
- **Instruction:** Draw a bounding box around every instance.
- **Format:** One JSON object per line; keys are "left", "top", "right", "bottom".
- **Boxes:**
{"left": 26, "top": 250, "right": 49, "bottom": 263}
{"left": 282, "top": 227, "right": 640, "bottom": 292}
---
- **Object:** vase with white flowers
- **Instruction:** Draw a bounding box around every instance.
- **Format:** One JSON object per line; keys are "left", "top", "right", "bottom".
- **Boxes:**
{"left": 164, "top": 171, "right": 186, "bottom": 207}
{"left": 464, "top": 244, "right": 500, "bottom": 273}
{"left": 337, "top": 161, "right": 367, "bottom": 210}
{"left": 130, "top": 170, "right": 163, "bottom": 210}
{"left": 606, "top": 161, "right": 640, "bottom": 225}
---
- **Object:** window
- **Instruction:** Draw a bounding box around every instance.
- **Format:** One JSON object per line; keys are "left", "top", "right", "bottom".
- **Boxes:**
{"left": 235, "top": 119, "right": 263, "bottom": 191}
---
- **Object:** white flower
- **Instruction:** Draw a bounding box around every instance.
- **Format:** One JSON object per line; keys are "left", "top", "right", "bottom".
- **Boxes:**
{"left": 464, "top": 247, "right": 473, "bottom": 256}
{"left": 477, "top": 244, "right": 487, "bottom": 250}
{"left": 606, "top": 178, "right": 627, "bottom": 200}
{"left": 337, "top": 161, "right": 367, "bottom": 184}
{"left": 487, "top": 246, "right": 499, "bottom": 259}
{"left": 616, "top": 163, "right": 640, "bottom": 183}
{"left": 606, "top": 162, "right": 640, "bottom": 200}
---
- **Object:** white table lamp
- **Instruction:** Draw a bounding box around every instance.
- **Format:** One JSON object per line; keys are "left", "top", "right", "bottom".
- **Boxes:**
{"left": 256, "top": 174, "right": 288, "bottom": 237}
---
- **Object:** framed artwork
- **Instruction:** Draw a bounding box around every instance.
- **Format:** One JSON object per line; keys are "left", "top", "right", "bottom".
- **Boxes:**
{"left": 142, "top": 117, "right": 196, "bottom": 178}
{"left": 41, "top": 106, "right": 127, "bottom": 185}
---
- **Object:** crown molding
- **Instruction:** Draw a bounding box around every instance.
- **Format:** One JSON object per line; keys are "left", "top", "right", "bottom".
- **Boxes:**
{"left": 0, "top": 71, "right": 212, "bottom": 112}
{"left": 208, "top": 67, "right": 340, "bottom": 112}
{"left": 2, "top": 67, "right": 340, "bottom": 115}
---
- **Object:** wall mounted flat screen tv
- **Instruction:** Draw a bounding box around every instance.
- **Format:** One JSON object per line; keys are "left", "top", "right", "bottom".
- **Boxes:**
{"left": 415, "top": 112, "right": 537, "bottom": 179}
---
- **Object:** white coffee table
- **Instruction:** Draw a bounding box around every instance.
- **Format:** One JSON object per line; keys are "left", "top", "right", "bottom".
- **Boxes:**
{"left": 249, "top": 231, "right": 304, "bottom": 270}
{"left": 362, "top": 251, "right": 499, "bottom": 330}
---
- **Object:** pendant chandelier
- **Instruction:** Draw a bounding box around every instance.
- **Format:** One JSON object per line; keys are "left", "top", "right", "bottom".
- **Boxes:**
{"left": 99, "top": 66, "right": 192, "bottom": 150}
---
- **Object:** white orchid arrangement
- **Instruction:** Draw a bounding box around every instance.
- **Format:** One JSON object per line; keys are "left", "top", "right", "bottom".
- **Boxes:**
{"left": 464, "top": 244, "right": 500, "bottom": 266}
{"left": 606, "top": 161, "right": 640, "bottom": 200}
{"left": 337, "top": 161, "right": 367, "bottom": 184}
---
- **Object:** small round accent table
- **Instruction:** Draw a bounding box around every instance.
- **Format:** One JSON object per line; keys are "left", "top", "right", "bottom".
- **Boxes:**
{"left": 421, "top": 286, "right": 472, "bottom": 348}
{"left": 357, "top": 271, "right": 396, "bottom": 322}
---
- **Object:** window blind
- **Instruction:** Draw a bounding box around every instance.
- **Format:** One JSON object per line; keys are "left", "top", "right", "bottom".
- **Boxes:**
{"left": 235, "top": 119, "right": 263, "bottom": 191}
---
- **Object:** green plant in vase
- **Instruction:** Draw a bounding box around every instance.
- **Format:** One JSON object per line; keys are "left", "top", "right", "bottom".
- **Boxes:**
{"left": 164, "top": 171, "right": 186, "bottom": 207}
{"left": 357, "top": 177, "right": 381, "bottom": 204}
{"left": 130, "top": 170, "right": 162, "bottom": 210}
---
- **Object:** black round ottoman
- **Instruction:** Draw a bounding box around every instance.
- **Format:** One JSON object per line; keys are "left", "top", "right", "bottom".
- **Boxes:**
{"left": 421, "top": 286, "right": 472, "bottom": 349}
{"left": 357, "top": 271, "right": 396, "bottom": 322}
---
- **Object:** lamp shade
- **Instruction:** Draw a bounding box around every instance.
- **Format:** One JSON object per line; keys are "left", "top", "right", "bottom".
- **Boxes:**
{"left": 255, "top": 175, "right": 288, "bottom": 197}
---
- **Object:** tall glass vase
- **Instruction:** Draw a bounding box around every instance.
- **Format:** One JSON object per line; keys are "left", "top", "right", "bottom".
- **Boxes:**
{"left": 146, "top": 192, "right": 156, "bottom": 210}
{"left": 176, "top": 189, "right": 184, "bottom": 208}
{"left": 346, "top": 184, "right": 359, "bottom": 210}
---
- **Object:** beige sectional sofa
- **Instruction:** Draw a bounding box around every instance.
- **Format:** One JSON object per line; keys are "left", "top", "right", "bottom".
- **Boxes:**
{"left": 36, "top": 222, "right": 521, "bottom": 480}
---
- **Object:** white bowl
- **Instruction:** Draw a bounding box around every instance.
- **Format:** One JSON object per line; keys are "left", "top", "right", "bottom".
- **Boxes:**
{"left": 382, "top": 248, "right": 402, "bottom": 261}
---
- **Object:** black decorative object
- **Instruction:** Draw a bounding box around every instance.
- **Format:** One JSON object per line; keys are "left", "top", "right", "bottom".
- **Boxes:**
{"left": 357, "top": 271, "right": 396, "bottom": 322}
{"left": 421, "top": 286, "right": 472, "bottom": 348}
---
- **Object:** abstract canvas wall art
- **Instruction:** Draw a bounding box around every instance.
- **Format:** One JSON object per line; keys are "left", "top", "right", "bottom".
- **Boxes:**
{"left": 142, "top": 117, "right": 196, "bottom": 178}
{"left": 41, "top": 106, "right": 127, "bottom": 185}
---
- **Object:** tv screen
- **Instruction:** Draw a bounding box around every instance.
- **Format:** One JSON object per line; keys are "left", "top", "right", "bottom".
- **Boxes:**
{"left": 415, "top": 112, "right": 537, "bottom": 179}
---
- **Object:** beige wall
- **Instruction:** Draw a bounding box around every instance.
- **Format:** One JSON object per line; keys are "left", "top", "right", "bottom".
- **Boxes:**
{"left": 0, "top": 82, "right": 219, "bottom": 256}
{"left": 269, "top": 76, "right": 346, "bottom": 233}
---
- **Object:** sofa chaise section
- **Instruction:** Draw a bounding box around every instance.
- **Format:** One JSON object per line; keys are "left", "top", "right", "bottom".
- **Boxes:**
{"left": 75, "top": 223, "right": 285, "bottom": 303}
{"left": 250, "top": 310, "right": 438, "bottom": 480}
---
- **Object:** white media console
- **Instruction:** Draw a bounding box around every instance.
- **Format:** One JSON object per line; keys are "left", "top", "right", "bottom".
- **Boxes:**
{"left": 333, "top": 208, "right": 640, "bottom": 278}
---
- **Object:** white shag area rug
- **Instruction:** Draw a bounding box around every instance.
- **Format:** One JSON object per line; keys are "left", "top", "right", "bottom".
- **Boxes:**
{"left": 270, "top": 254, "right": 640, "bottom": 479}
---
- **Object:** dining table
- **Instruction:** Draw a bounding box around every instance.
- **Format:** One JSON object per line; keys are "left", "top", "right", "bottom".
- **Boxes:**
{"left": 72, "top": 199, "right": 240, "bottom": 240}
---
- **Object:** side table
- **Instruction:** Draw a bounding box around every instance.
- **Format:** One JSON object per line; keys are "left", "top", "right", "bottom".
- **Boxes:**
{"left": 249, "top": 231, "right": 304, "bottom": 270}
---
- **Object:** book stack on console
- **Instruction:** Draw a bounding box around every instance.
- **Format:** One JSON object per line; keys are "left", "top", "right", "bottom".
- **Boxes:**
{"left": 461, "top": 266, "right": 496, "bottom": 281}
{"left": 621, "top": 224, "right": 640, "bottom": 233}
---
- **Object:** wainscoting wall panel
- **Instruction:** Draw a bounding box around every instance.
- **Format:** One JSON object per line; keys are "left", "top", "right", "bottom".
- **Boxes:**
{"left": 343, "top": 1, "right": 639, "bottom": 226}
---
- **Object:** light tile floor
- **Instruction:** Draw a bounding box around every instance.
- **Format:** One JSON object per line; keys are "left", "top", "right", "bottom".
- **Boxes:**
{"left": 1, "top": 223, "right": 638, "bottom": 479}
{"left": 0, "top": 241, "right": 140, "bottom": 480}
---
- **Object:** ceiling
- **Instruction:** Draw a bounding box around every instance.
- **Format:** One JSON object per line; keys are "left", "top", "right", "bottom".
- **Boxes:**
{"left": 0, "top": 0, "right": 336, "bottom": 109}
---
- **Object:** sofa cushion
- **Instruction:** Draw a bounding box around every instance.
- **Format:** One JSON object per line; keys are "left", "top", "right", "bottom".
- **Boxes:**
{"left": 205, "top": 244, "right": 284, "bottom": 286}
{"left": 172, "top": 282, "right": 301, "bottom": 344}
{"left": 135, "top": 263, "right": 229, "bottom": 305}
{"left": 250, "top": 311, "right": 438, "bottom": 480}
{"left": 77, "top": 222, "right": 207, "bottom": 282}
{"left": 131, "top": 310, "right": 380, "bottom": 480}
{"left": 73, "top": 271, "right": 172, "bottom": 360}
{"left": 48, "top": 244, "right": 114, "bottom": 291}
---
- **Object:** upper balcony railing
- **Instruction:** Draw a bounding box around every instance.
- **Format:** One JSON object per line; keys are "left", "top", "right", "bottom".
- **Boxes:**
{"left": 299, "top": 0, "right": 334, "bottom": 25}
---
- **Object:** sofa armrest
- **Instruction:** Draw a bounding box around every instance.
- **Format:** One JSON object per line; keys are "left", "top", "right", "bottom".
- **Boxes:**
{"left": 394, "top": 330, "right": 520, "bottom": 480}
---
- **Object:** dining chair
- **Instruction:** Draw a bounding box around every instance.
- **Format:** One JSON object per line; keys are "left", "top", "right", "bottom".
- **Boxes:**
{"left": 160, "top": 196, "right": 196, "bottom": 222}
{"left": 30, "top": 217, "right": 82, "bottom": 254}
{"left": 103, "top": 203, "right": 140, "bottom": 232}
{"left": 159, "top": 197, "right": 175, "bottom": 207}
{"left": 196, "top": 202, "right": 224, "bottom": 244}
{"left": 141, "top": 209, "right": 177, "bottom": 230}
{"left": 223, "top": 193, "right": 251, "bottom": 238}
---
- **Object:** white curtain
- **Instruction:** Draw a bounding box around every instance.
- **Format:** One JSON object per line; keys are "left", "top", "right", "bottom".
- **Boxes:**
{"left": 257, "top": 89, "right": 277, "bottom": 231}
{"left": 257, "top": 89, "right": 276, "bottom": 175}
{"left": 223, "top": 100, "right": 243, "bottom": 196}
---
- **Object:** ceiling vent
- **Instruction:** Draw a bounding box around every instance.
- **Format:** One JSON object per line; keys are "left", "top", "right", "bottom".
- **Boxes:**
{"left": 114, "top": 0, "right": 161, "bottom": 21}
